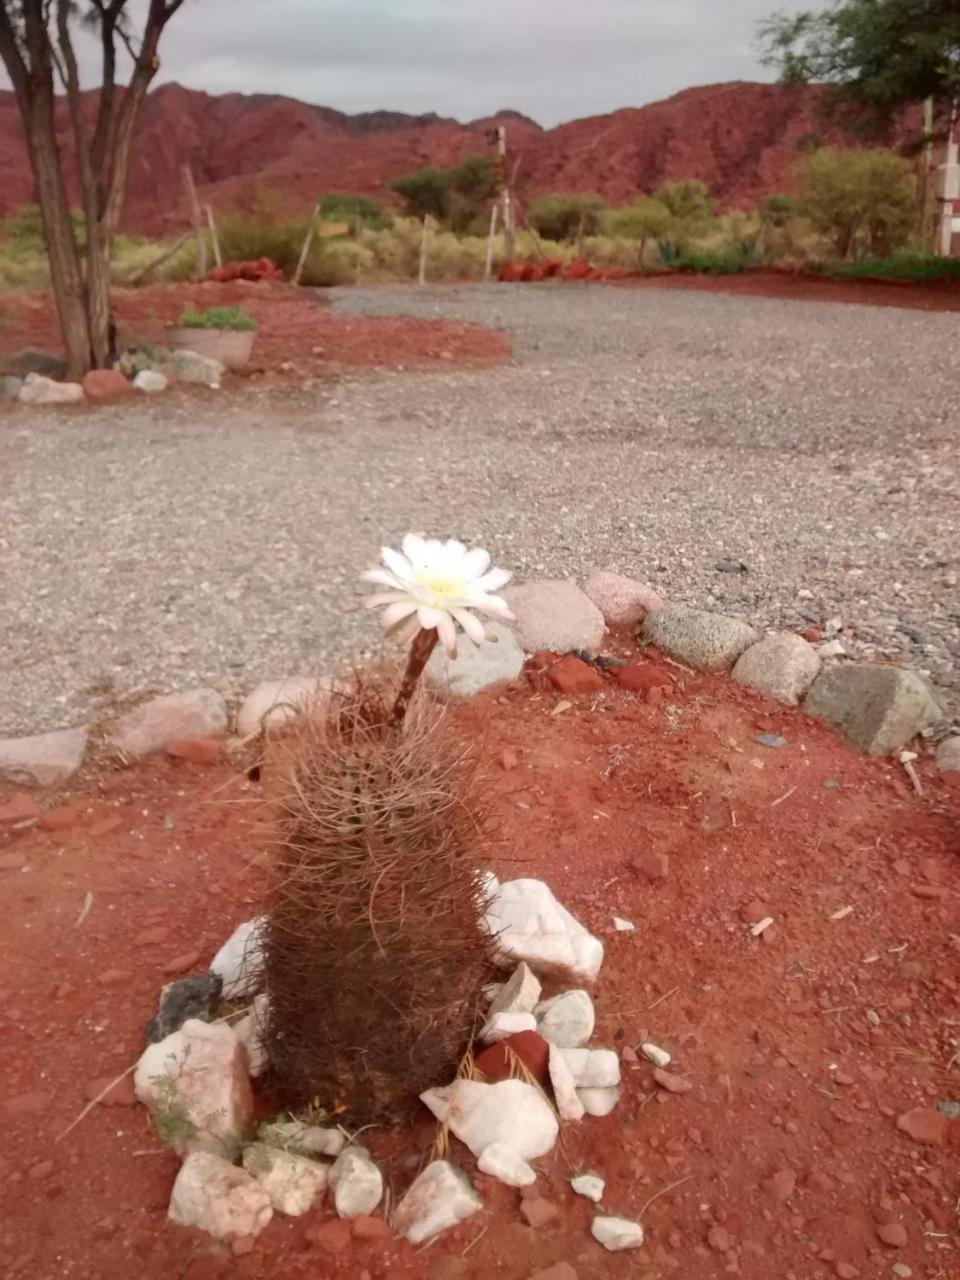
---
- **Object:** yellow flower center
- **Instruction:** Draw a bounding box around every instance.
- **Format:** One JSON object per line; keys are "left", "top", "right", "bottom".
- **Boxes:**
{"left": 412, "top": 569, "right": 466, "bottom": 603}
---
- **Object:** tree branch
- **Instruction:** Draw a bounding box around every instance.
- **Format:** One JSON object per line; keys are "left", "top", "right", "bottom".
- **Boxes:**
{"left": 0, "top": 9, "right": 31, "bottom": 102}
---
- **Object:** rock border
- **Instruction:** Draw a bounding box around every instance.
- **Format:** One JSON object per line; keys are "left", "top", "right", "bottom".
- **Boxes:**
{"left": 0, "top": 572, "right": 956, "bottom": 793}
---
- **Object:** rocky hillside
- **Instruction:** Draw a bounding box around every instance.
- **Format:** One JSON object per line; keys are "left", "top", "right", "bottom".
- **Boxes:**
{"left": 0, "top": 80, "right": 874, "bottom": 232}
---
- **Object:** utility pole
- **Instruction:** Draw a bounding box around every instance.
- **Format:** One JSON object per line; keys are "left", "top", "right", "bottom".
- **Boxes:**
{"left": 488, "top": 125, "right": 516, "bottom": 262}
{"left": 936, "top": 100, "right": 959, "bottom": 258}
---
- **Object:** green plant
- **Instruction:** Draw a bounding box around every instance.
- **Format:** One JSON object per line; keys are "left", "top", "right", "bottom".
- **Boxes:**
{"left": 818, "top": 252, "right": 960, "bottom": 280}
{"left": 795, "top": 146, "right": 918, "bottom": 258}
{"left": 527, "top": 194, "right": 607, "bottom": 243}
{"left": 177, "top": 304, "right": 256, "bottom": 331}
{"left": 760, "top": 193, "right": 802, "bottom": 228}
{"left": 391, "top": 168, "right": 452, "bottom": 222}
{"left": 603, "top": 198, "right": 672, "bottom": 270}
{"left": 671, "top": 248, "right": 753, "bottom": 274}
{"left": 317, "top": 193, "right": 393, "bottom": 230}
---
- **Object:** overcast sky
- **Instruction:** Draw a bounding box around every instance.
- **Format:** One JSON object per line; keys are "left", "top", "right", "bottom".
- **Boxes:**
{"left": 3, "top": 0, "right": 783, "bottom": 126}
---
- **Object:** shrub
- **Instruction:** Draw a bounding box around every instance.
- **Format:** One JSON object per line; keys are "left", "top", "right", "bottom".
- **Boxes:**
{"left": 317, "top": 193, "right": 392, "bottom": 230}
{"left": 760, "top": 193, "right": 801, "bottom": 228}
{"left": 603, "top": 198, "right": 672, "bottom": 269}
{"left": 795, "top": 147, "right": 917, "bottom": 259}
{"left": 177, "top": 304, "right": 255, "bottom": 330}
{"left": 671, "top": 248, "right": 752, "bottom": 274}
{"left": 818, "top": 253, "right": 960, "bottom": 282}
{"left": 527, "top": 194, "right": 606, "bottom": 242}
{"left": 391, "top": 168, "right": 452, "bottom": 222}
{"left": 653, "top": 179, "right": 716, "bottom": 248}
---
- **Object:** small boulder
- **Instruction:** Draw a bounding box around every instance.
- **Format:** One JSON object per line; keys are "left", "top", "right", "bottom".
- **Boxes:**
{"left": 577, "top": 1085, "right": 620, "bottom": 1116}
{"left": 732, "top": 633, "right": 821, "bottom": 705}
{"left": 171, "top": 349, "right": 224, "bottom": 388}
{"left": 591, "top": 1214, "right": 644, "bottom": 1251}
{"left": 896, "top": 1106, "right": 951, "bottom": 1146}
{"left": 168, "top": 1150, "right": 272, "bottom": 1240}
{"left": 487, "top": 961, "right": 542, "bottom": 1018}
{"left": 393, "top": 1160, "right": 482, "bottom": 1244}
{"left": 242, "top": 1142, "right": 327, "bottom": 1215}
{"left": 547, "top": 1044, "right": 585, "bottom": 1121}
{"left": 329, "top": 1145, "right": 383, "bottom": 1217}
{"left": 571, "top": 1173, "right": 604, "bottom": 1202}
{"left": 134, "top": 1018, "right": 253, "bottom": 1158}
{"left": 935, "top": 736, "right": 960, "bottom": 773}
{"left": 0, "top": 726, "right": 88, "bottom": 787}
{"left": 535, "top": 990, "right": 595, "bottom": 1048}
{"left": 425, "top": 620, "right": 525, "bottom": 697}
{"left": 82, "top": 369, "right": 132, "bottom": 404}
{"left": 505, "top": 581, "right": 606, "bottom": 655}
{"left": 474, "top": 1030, "right": 551, "bottom": 1085}
{"left": 480, "top": 1011, "right": 538, "bottom": 1043}
{"left": 557, "top": 1047, "right": 620, "bottom": 1088}
{"left": 210, "top": 919, "right": 265, "bottom": 999}
{"left": 1, "top": 375, "right": 24, "bottom": 401}
{"left": 235, "top": 676, "right": 327, "bottom": 737}
{"left": 484, "top": 878, "right": 604, "bottom": 984}
{"left": 145, "top": 972, "right": 222, "bottom": 1043}
{"left": 477, "top": 1141, "right": 537, "bottom": 1186}
{"left": 547, "top": 655, "right": 605, "bottom": 696}
{"left": 132, "top": 369, "right": 168, "bottom": 393}
{"left": 642, "top": 604, "right": 757, "bottom": 671}
{"left": 260, "top": 1119, "right": 346, "bottom": 1158}
{"left": 106, "top": 688, "right": 228, "bottom": 760}
{"left": 18, "top": 372, "right": 84, "bottom": 405}
{"left": 582, "top": 569, "right": 663, "bottom": 626}
{"left": 420, "top": 1078, "right": 559, "bottom": 1160}
{"left": 804, "top": 664, "right": 940, "bottom": 756}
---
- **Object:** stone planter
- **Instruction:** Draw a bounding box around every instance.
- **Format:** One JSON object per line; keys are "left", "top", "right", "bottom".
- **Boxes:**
{"left": 167, "top": 326, "right": 256, "bottom": 368}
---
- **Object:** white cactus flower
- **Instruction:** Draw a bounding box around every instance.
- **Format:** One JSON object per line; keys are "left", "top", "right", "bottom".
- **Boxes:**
{"left": 363, "top": 534, "right": 514, "bottom": 657}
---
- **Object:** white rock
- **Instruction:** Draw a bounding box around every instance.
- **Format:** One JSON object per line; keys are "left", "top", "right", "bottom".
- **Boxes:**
{"left": 18, "top": 372, "right": 84, "bottom": 404}
{"left": 242, "top": 1142, "right": 326, "bottom": 1215}
{"left": 235, "top": 993, "right": 269, "bottom": 1076}
{"left": 329, "top": 1145, "right": 383, "bottom": 1217}
{"left": 592, "top": 1214, "right": 645, "bottom": 1251}
{"left": 425, "top": 620, "right": 525, "bottom": 697}
{"left": 477, "top": 1142, "right": 537, "bottom": 1187}
{"left": 210, "top": 918, "right": 265, "bottom": 999}
{"left": 582, "top": 569, "right": 663, "bottom": 626}
{"left": 486, "top": 961, "right": 542, "bottom": 1018}
{"left": 613, "top": 916, "right": 635, "bottom": 932}
{"left": 547, "top": 1043, "right": 585, "bottom": 1121}
{"left": 817, "top": 638, "right": 846, "bottom": 658}
{"left": 235, "top": 676, "right": 327, "bottom": 737}
{"left": 169, "top": 1150, "right": 272, "bottom": 1240}
{"left": 558, "top": 1048, "right": 620, "bottom": 1089}
{"left": 484, "top": 878, "right": 604, "bottom": 984}
{"left": 393, "top": 1160, "right": 482, "bottom": 1245}
{"left": 732, "top": 632, "right": 821, "bottom": 705}
{"left": 132, "top": 369, "right": 168, "bottom": 393}
{"left": 171, "top": 348, "right": 224, "bottom": 387}
{"left": 106, "top": 687, "right": 227, "bottom": 760}
{"left": 640, "top": 1042, "right": 671, "bottom": 1069}
{"left": 535, "top": 990, "right": 595, "bottom": 1048}
{"left": 420, "top": 1078, "right": 559, "bottom": 1161}
{"left": 505, "top": 580, "right": 606, "bottom": 655}
{"left": 571, "top": 1173, "right": 605, "bottom": 1202}
{"left": 480, "top": 1011, "right": 538, "bottom": 1043}
{"left": 577, "top": 1086, "right": 620, "bottom": 1117}
{"left": 134, "top": 1018, "right": 253, "bottom": 1158}
{"left": 0, "top": 726, "right": 87, "bottom": 787}
{"left": 937, "top": 736, "right": 960, "bottom": 773}
{"left": 262, "top": 1120, "right": 346, "bottom": 1158}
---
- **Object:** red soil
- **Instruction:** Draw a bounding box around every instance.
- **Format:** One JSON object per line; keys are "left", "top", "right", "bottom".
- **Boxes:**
{"left": 0, "top": 281, "right": 510, "bottom": 375}
{"left": 2, "top": 642, "right": 958, "bottom": 1280}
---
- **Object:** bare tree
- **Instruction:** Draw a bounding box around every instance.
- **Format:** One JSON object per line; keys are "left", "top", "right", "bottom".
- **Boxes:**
{"left": 0, "top": 2, "right": 186, "bottom": 376}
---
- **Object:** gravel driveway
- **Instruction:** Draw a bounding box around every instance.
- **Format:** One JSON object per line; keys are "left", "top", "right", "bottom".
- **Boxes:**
{"left": 2, "top": 282, "right": 958, "bottom": 736}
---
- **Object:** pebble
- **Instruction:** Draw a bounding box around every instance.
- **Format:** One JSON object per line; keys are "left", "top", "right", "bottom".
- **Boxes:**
{"left": 755, "top": 732, "right": 787, "bottom": 748}
{"left": 520, "top": 1197, "right": 559, "bottom": 1228}
{"left": 875, "top": 1222, "right": 907, "bottom": 1247}
{"left": 633, "top": 850, "right": 669, "bottom": 881}
{"left": 835, "top": 1264, "right": 859, "bottom": 1278}
{"left": 896, "top": 1106, "right": 951, "bottom": 1145}
{"left": 570, "top": 1174, "right": 605, "bottom": 1202}
{"left": 891, "top": 1265, "right": 912, "bottom": 1278}
{"left": 28, "top": 1160, "right": 54, "bottom": 1181}
{"left": 708, "top": 1224, "right": 731, "bottom": 1252}
{"left": 653, "top": 1068, "right": 692, "bottom": 1094}
{"left": 641, "top": 1042, "right": 671, "bottom": 1068}
{"left": 765, "top": 1169, "right": 797, "bottom": 1201}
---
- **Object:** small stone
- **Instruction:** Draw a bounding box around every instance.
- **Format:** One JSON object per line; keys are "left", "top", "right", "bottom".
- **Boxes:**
{"left": 617, "top": 662, "right": 672, "bottom": 693}
{"left": 896, "top": 1106, "right": 951, "bottom": 1146}
{"left": 865, "top": 1009, "right": 881, "bottom": 1027}
{"left": 891, "top": 1264, "right": 912, "bottom": 1278}
{"left": 535, "top": 989, "right": 595, "bottom": 1048}
{"left": 168, "top": 1151, "right": 272, "bottom": 1240}
{"left": 242, "top": 1143, "right": 327, "bottom": 1215}
{"left": 235, "top": 677, "right": 327, "bottom": 737}
{"left": 591, "top": 1215, "right": 645, "bottom": 1251}
{"left": 804, "top": 664, "right": 940, "bottom": 756}
{"left": 477, "top": 1142, "right": 537, "bottom": 1187}
{"left": 170, "top": 349, "right": 224, "bottom": 387}
{"left": 875, "top": 1222, "right": 907, "bottom": 1248}
{"left": 392, "top": 1160, "right": 482, "bottom": 1244}
{"left": 642, "top": 604, "right": 757, "bottom": 672}
{"left": 613, "top": 916, "right": 635, "bottom": 932}
{"left": 501, "top": 747, "right": 520, "bottom": 771}
{"left": 654, "top": 1068, "right": 692, "bottom": 1094}
{"left": 82, "top": 369, "right": 132, "bottom": 403}
{"left": 210, "top": 919, "right": 264, "bottom": 999}
{"left": 570, "top": 1173, "right": 604, "bottom": 1202}
{"left": 426, "top": 621, "right": 525, "bottom": 697}
{"left": 487, "top": 961, "right": 542, "bottom": 1018}
{"left": 329, "top": 1146, "right": 383, "bottom": 1217}
{"left": 18, "top": 373, "right": 85, "bottom": 405}
{"left": 234, "top": 994, "right": 269, "bottom": 1076}
{"left": 835, "top": 1263, "right": 859, "bottom": 1278}
{"left": 548, "top": 655, "right": 606, "bottom": 696}
{"left": 548, "top": 1042, "right": 586, "bottom": 1121}
{"left": 633, "top": 850, "right": 669, "bottom": 880}
{"left": 28, "top": 1160, "right": 54, "bottom": 1181}
{"left": 163, "top": 949, "right": 203, "bottom": 976}
{"left": 576, "top": 1085, "right": 619, "bottom": 1116}
{"left": 755, "top": 732, "right": 788, "bottom": 749}
{"left": 3, "top": 1090, "right": 54, "bottom": 1115}
{"left": 260, "top": 1120, "right": 346, "bottom": 1158}
{"left": 505, "top": 580, "right": 606, "bottom": 655}
{"left": 420, "top": 1079, "right": 558, "bottom": 1161}
{"left": 484, "top": 877, "right": 604, "bottom": 984}
{"left": 641, "top": 1042, "right": 671, "bottom": 1069}
{"left": 521, "top": 1196, "right": 559, "bottom": 1228}
{"left": 132, "top": 369, "right": 168, "bottom": 393}
{"left": 351, "top": 1214, "right": 391, "bottom": 1240}
{"left": 107, "top": 688, "right": 228, "bottom": 760}
{"left": 558, "top": 1047, "right": 620, "bottom": 1088}
{"left": 1, "top": 374, "right": 24, "bottom": 401}
{"left": 732, "top": 634, "right": 821, "bottom": 705}
{"left": 145, "top": 972, "right": 222, "bottom": 1043}
{"left": 765, "top": 1169, "right": 797, "bottom": 1202}
{"left": 0, "top": 727, "right": 88, "bottom": 787}
{"left": 582, "top": 569, "right": 662, "bottom": 626}
{"left": 480, "top": 1011, "right": 538, "bottom": 1043}
{"left": 474, "top": 1030, "right": 551, "bottom": 1086}
{"left": 936, "top": 736, "right": 960, "bottom": 773}
{"left": 708, "top": 1224, "right": 732, "bottom": 1252}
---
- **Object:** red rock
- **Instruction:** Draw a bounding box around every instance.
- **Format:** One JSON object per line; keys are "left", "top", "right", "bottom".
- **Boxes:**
{"left": 96, "top": 968, "right": 132, "bottom": 985}
{"left": 833, "top": 1071, "right": 855, "bottom": 1086}
{"left": 166, "top": 736, "right": 224, "bottom": 765}
{"left": 133, "top": 925, "right": 170, "bottom": 947}
{"left": 875, "top": 1222, "right": 907, "bottom": 1247}
{"left": 0, "top": 792, "right": 39, "bottom": 823}
{"left": 37, "top": 803, "right": 86, "bottom": 832}
{"left": 307, "top": 1219, "right": 353, "bottom": 1252}
{"left": 707, "top": 1225, "right": 731, "bottom": 1252}
{"left": 351, "top": 1215, "right": 392, "bottom": 1240}
{"left": 162, "top": 949, "right": 203, "bottom": 975}
{"left": 548, "top": 656, "right": 605, "bottom": 696}
{"left": 835, "top": 1264, "right": 859, "bottom": 1279}
{"left": 231, "top": 1236, "right": 256, "bottom": 1256}
{"left": 739, "top": 899, "right": 770, "bottom": 924}
{"left": 633, "top": 850, "right": 669, "bottom": 881}
{"left": 474, "top": 1030, "right": 550, "bottom": 1085}
{"left": 85, "top": 1073, "right": 136, "bottom": 1107}
{"left": 617, "top": 664, "right": 672, "bottom": 693}
{"left": 501, "top": 748, "right": 519, "bottom": 771}
{"left": 28, "top": 1160, "right": 54, "bottom": 1180}
{"left": 520, "top": 1197, "right": 559, "bottom": 1228}
{"left": 765, "top": 1169, "right": 797, "bottom": 1201}
{"left": 911, "top": 884, "right": 947, "bottom": 900}
{"left": 81, "top": 369, "right": 132, "bottom": 403}
{"left": 3, "top": 1090, "right": 54, "bottom": 1116}
{"left": 654, "top": 1068, "right": 692, "bottom": 1094}
{"left": 802, "top": 627, "right": 823, "bottom": 643}
{"left": 896, "top": 1107, "right": 950, "bottom": 1145}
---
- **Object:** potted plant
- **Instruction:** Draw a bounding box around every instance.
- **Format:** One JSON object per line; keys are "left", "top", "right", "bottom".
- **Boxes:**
{"left": 167, "top": 304, "right": 257, "bottom": 368}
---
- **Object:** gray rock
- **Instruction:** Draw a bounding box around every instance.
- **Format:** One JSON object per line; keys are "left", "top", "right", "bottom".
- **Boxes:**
{"left": 329, "top": 1145, "right": 383, "bottom": 1217}
{"left": 18, "top": 373, "right": 85, "bottom": 405}
{"left": 732, "top": 632, "right": 821, "bottom": 704}
{"left": 535, "top": 989, "right": 595, "bottom": 1048}
{"left": 581, "top": 569, "right": 662, "bottom": 626}
{"left": 936, "top": 736, "right": 960, "bottom": 773}
{"left": 0, "top": 726, "right": 88, "bottom": 787}
{"left": 146, "top": 972, "right": 222, "bottom": 1044}
{"left": 241, "top": 1143, "right": 327, "bottom": 1215}
{"left": 132, "top": 369, "right": 168, "bottom": 394}
{"left": 425, "top": 620, "right": 524, "bottom": 696}
{"left": 804, "top": 663, "right": 941, "bottom": 756}
{"left": 106, "top": 687, "right": 228, "bottom": 760}
{"left": 591, "top": 1214, "right": 644, "bottom": 1250}
{"left": 392, "top": 1160, "right": 482, "bottom": 1244}
{"left": 171, "top": 349, "right": 224, "bottom": 388}
{"left": 168, "top": 1151, "right": 272, "bottom": 1240}
{"left": 505, "top": 580, "right": 606, "bottom": 655}
{"left": 236, "top": 676, "right": 327, "bottom": 736}
{"left": 3, "top": 348, "right": 67, "bottom": 380}
{"left": 642, "top": 604, "right": 757, "bottom": 671}
{"left": 1, "top": 375, "right": 24, "bottom": 401}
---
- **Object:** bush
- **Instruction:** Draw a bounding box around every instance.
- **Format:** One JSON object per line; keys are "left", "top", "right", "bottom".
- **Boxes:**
{"left": 818, "top": 253, "right": 960, "bottom": 282}
{"left": 178, "top": 304, "right": 256, "bottom": 330}
{"left": 795, "top": 147, "right": 917, "bottom": 259}
{"left": 653, "top": 179, "right": 716, "bottom": 250}
{"left": 671, "top": 248, "right": 752, "bottom": 275}
{"left": 317, "top": 194, "right": 392, "bottom": 230}
{"left": 391, "top": 168, "right": 452, "bottom": 222}
{"left": 603, "top": 198, "right": 672, "bottom": 269}
{"left": 527, "top": 194, "right": 606, "bottom": 242}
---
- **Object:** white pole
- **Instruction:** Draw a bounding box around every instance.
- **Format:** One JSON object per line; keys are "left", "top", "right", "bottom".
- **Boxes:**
{"left": 498, "top": 126, "right": 515, "bottom": 261}
{"left": 418, "top": 214, "right": 430, "bottom": 285}
{"left": 483, "top": 202, "right": 499, "bottom": 281}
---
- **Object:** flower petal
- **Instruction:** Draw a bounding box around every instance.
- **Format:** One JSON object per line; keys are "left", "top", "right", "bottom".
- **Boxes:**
{"left": 362, "top": 568, "right": 405, "bottom": 590}
{"left": 470, "top": 594, "right": 515, "bottom": 620}
{"left": 452, "top": 607, "right": 486, "bottom": 646}
{"left": 436, "top": 610, "right": 458, "bottom": 657}
{"left": 417, "top": 605, "right": 446, "bottom": 630}
{"left": 381, "top": 545, "right": 415, "bottom": 582}
{"left": 380, "top": 600, "right": 418, "bottom": 629}
{"left": 459, "top": 547, "right": 491, "bottom": 580}
{"left": 364, "top": 591, "right": 413, "bottom": 608}
{"left": 402, "top": 532, "right": 429, "bottom": 566}
{"left": 472, "top": 567, "right": 512, "bottom": 593}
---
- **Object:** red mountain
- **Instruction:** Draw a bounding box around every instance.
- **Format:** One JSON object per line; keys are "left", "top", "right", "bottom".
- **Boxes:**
{"left": 0, "top": 80, "right": 882, "bottom": 233}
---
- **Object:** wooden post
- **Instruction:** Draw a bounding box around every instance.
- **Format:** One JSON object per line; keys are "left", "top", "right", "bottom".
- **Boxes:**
{"left": 483, "top": 202, "right": 499, "bottom": 281}
{"left": 418, "top": 214, "right": 430, "bottom": 285}
{"left": 205, "top": 204, "right": 222, "bottom": 268}
{"left": 181, "top": 162, "right": 207, "bottom": 278}
{"left": 293, "top": 203, "right": 320, "bottom": 286}
{"left": 497, "top": 126, "right": 515, "bottom": 261}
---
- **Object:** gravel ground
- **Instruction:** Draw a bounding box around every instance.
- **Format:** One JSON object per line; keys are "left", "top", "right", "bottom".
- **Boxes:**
{"left": 2, "top": 282, "right": 958, "bottom": 736}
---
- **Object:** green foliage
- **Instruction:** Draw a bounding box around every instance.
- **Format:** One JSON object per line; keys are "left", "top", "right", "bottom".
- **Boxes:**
{"left": 795, "top": 146, "right": 918, "bottom": 257}
{"left": 391, "top": 168, "right": 452, "bottom": 221}
{"left": 759, "top": 0, "right": 960, "bottom": 121}
{"left": 178, "top": 304, "right": 256, "bottom": 331}
{"left": 819, "top": 252, "right": 960, "bottom": 280}
{"left": 317, "top": 193, "right": 392, "bottom": 230}
{"left": 527, "top": 194, "right": 606, "bottom": 242}
{"left": 602, "top": 198, "right": 672, "bottom": 269}
{"left": 760, "top": 193, "right": 802, "bottom": 227}
{"left": 671, "top": 249, "right": 752, "bottom": 274}
{"left": 651, "top": 180, "right": 717, "bottom": 256}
